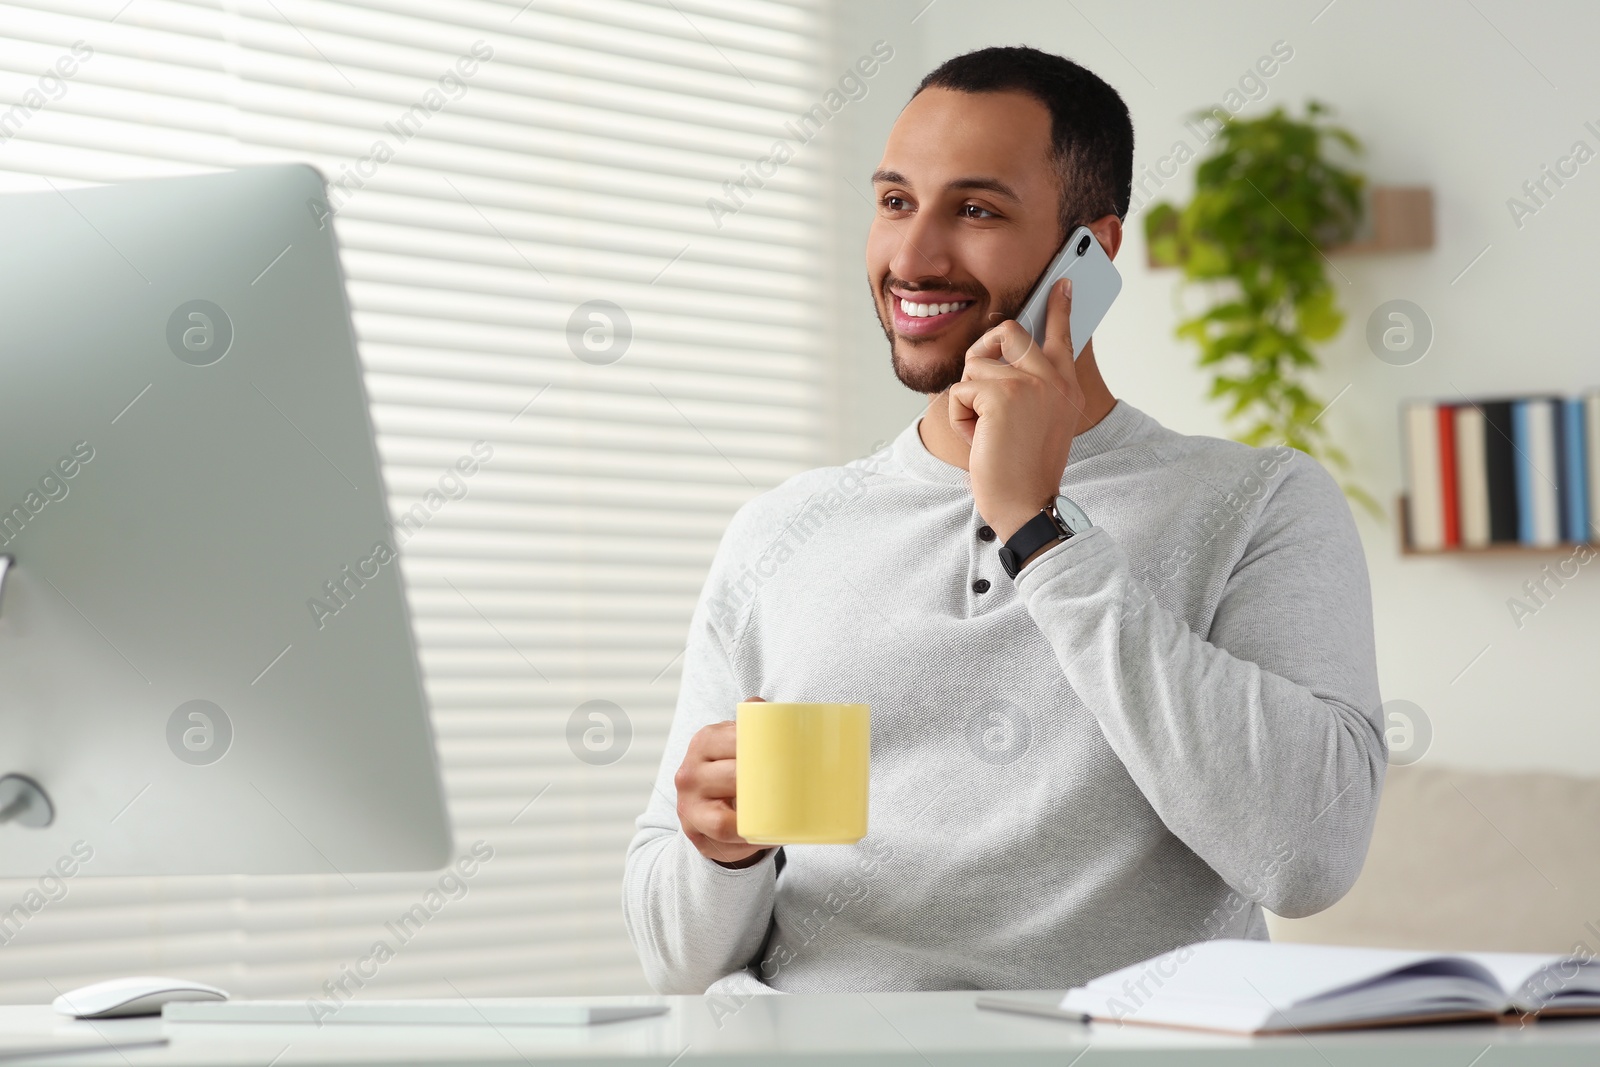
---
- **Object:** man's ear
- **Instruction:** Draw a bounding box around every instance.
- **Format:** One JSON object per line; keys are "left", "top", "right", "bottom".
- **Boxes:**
{"left": 1086, "top": 213, "right": 1124, "bottom": 262}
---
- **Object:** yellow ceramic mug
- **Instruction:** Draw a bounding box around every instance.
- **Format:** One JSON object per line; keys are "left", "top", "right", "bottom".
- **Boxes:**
{"left": 736, "top": 702, "right": 870, "bottom": 845}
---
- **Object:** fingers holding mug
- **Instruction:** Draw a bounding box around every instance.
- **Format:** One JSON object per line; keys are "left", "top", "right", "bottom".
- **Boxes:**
{"left": 674, "top": 704, "right": 769, "bottom": 868}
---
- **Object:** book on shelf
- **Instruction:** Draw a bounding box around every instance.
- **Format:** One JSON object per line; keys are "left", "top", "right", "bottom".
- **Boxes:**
{"left": 1050, "top": 939, "right": 1600, "bottom": 1035}
{"left": 1402, "top": 401, "right": 1443, "bottom": 549}
{"left": 1436, "top": 403, "right": 1459, "bottom": 547}
{"left": 1563, "top": 396, "right": 1588, "bottom": 543}
{"left": 1482, "top": 399, "right": 1518, "bottom": 543}
{"left": 1512, "top": 397, "right": 1561, "bottom": 547}
{"left": 1453, "top": 405, "right": 1489, "bottom": 547}
{"left": 1590, "top": 392, "right": 1600, "bottom": 542}
{"left": 1402, "top": 391, "right": 1598, "bottom": 551}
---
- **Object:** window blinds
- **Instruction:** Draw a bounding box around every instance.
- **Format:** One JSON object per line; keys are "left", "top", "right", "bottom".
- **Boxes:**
{"left": 0, "top": 0, "right": 827, "bottom": 998}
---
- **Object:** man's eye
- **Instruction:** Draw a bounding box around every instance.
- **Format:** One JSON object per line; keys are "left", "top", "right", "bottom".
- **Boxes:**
{"left": 880, "top": 194, "right": 909, "bottom": 212}
{"left": 961, "top": 204, "right": 996, "bottom": 219}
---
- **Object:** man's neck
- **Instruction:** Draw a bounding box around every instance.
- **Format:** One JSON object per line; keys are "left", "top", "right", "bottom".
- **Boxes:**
{"left": 916, "top": 342, "right": 1118, "bottom": 471}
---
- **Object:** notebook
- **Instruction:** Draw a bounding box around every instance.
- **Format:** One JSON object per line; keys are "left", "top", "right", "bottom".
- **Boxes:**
{"left": 1055, "top": 940, "right": 1600, "bottom": 1035}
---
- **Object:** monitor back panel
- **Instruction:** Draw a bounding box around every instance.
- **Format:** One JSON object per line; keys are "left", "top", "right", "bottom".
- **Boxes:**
{"left": 0, "top": 165, "right": 451, "bottom": 874}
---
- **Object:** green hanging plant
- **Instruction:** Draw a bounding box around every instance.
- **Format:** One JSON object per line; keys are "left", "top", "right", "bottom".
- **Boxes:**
{"left": 1145, "top": 100, "right": 1380, "bottom": 518}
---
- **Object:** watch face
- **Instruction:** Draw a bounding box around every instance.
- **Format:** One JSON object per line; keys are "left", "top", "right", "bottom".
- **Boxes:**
{"left": 1052, "top": 494, "right": 1092, "bottom": 534}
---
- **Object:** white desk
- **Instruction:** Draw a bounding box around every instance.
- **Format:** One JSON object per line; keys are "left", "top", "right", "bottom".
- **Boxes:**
{"left": 5, "top": 993, "right": 1600, "bottom": 1066}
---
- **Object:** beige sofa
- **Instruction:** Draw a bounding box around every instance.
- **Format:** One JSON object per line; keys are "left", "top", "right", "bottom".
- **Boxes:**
{"left": 1266, "top": 763, "right": 1600, "bottom": 953}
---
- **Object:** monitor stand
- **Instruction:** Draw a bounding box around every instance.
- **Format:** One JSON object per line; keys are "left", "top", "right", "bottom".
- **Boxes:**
{"left": 0, "top": 774, "right": 54, "bottom": 828}
{"left": 0, "top": 560, "right": 53, "bottom": 830}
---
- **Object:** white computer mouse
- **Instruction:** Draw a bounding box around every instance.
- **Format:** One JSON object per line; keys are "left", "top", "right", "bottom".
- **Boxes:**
{"left": 52, "top": 976, "right": 229, "bottom": 1018}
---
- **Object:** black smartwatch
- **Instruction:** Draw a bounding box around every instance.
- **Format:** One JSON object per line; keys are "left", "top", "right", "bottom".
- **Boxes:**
{"left": 997, "top": 494, "right": 1093, "bottom": 579}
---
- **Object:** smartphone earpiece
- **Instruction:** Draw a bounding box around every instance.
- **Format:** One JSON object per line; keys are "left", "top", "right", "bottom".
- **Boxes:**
{"left": 1015, "top": 224, "right": 1122, "bottom": 358}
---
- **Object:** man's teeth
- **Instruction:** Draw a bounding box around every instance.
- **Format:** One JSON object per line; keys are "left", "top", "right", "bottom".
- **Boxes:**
{"left": 899, "top": 298, "right": 972, "bottom": 318}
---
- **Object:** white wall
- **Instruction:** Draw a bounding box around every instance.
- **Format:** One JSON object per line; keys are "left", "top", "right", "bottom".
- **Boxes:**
{"left": 822, "top": 0, "right": 932, "bottom": 464}
{"left": 828, "top": 0, "right": 1600, "bottom": 775}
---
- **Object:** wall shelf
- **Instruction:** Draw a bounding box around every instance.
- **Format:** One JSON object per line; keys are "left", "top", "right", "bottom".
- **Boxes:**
{"left": 1397, "top": 494, "right": 1595, "bottom": 556}
{"left": 1339, "top": 186, "right": 1435, "bottom": 255}
{"left": 1147, "top": 185, "right": 1434, "bottom": 270}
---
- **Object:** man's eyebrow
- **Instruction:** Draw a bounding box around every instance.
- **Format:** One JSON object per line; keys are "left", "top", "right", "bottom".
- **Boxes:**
{"left": 869, "top": 169, "right": 1021, "bottom": 202}
{"left": 948, "top": 176, "right": 1021, "bottom": 201}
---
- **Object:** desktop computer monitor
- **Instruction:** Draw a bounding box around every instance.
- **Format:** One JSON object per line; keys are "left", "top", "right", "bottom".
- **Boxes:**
{"left": 0, "top": 165, "right": 451, "bottom": 875}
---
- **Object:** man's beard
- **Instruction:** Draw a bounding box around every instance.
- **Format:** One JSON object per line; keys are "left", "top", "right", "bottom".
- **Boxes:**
{"left": 873, "top": 278, "right": 1032, "bottom": 395}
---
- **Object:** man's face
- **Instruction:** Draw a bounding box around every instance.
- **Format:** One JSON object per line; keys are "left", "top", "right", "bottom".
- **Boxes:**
{"left": 867, "top": 87, "right": 1065, "bottom": 395}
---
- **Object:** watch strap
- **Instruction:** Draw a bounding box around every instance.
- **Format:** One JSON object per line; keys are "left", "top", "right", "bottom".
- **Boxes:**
{"left": 998, "top": 508, "right": 1070, "bottom": 579}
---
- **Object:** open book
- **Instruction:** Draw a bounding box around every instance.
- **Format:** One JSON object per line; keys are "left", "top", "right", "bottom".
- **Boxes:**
{"left": 1057, "top": 940, "right": 1600, "bottom": 1034}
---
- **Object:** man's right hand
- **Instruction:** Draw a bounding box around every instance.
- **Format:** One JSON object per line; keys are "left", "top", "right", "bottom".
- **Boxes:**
{"left": 674, "top": 697, "right": 771, "bottom": 869}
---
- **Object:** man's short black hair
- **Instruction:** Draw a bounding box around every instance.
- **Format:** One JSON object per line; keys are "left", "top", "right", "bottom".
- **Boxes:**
{"left": 913, "top": 45, "right": 1134, "bottom": 238}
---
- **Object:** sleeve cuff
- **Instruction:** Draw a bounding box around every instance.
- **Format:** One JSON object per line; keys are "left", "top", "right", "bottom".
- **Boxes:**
{"left": 691, "top": 838, "right": 780, "bottom": 881}
{"left": 705, "top": 967, "right": 785, "bottom": 997}
{"left": 1013, "top": 524, "right": 1114, "bottom": 589}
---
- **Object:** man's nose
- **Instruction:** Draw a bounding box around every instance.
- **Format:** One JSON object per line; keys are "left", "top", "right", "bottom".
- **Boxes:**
{"left": 886, "top": 213, "right": 952, "bottom": 281}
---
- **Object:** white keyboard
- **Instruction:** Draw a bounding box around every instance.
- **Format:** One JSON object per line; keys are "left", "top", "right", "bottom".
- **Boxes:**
{"left": 162, "top": 999, "right": 669, "bottom": 1027}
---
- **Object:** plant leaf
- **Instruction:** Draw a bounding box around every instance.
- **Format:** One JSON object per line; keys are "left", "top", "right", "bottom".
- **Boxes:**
{"left": 1158, "top": 98, "right": 1377, "bottom": 521}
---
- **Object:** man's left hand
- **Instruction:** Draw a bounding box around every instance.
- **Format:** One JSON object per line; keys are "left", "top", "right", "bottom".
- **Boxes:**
{"left": 948, "top": 277, "right": 1087, "bottom": 543}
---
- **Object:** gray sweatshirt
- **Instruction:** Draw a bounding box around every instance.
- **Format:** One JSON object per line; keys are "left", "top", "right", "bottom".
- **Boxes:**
{"left": 622, "top": 398, "right": 1386, "bottom": 996}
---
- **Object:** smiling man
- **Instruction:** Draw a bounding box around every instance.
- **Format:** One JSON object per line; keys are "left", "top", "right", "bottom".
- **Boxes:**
{"left": 624, "top": 46, "right": 1385, "bottom": 996}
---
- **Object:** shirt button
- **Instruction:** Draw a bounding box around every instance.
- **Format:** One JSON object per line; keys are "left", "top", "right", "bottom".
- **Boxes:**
{"left": 977, "top": 526, "right": 995, "bottom": 542}
{"left": 972, "top": 578, "right": 991, "bottom": 594}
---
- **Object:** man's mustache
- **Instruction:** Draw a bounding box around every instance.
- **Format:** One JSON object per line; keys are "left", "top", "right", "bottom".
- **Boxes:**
{"left": 882, "top": 279, "right": 983, "bottom": 300}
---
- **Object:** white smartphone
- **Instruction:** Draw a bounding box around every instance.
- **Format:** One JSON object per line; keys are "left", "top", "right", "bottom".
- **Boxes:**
{"left": 1012, "top": 225, "right": 1122, "bottom": 359}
